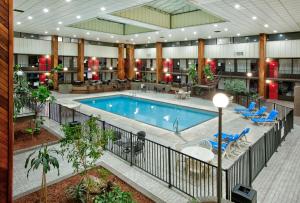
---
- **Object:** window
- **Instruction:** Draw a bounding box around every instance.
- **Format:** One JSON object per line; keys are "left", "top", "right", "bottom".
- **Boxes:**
{"left": 225, "top": 60, "right": 234, "bottom": 72}
{"left": 293, "top": 59, "right": 300, "bottom": 74}
{"left": 237, "top": 59, "right": 247, "bottom": 72}
{"left": 279, "top": 59, "right": 292, "bottom": 74}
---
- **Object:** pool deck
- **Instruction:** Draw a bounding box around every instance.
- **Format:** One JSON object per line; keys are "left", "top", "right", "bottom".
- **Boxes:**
{"left": 53, "top": 90, "right": 273, "bottom": 169}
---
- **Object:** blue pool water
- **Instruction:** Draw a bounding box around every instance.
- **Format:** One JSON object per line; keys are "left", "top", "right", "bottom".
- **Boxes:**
{"left": 78, "top": 95, "right": 217, "bottom": 132}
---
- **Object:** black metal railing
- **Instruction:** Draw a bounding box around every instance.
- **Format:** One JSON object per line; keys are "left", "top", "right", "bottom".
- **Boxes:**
{"left": 24, "top": 99, "right": 294, "bottom": 200}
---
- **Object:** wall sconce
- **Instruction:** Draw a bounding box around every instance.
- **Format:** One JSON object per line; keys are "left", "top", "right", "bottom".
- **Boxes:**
{"left": 166, "top": 58, "right": 170, "bottom": 62}
{"left": 63, "top": 67, "right": 68, "bottom": 71}
{"left": 135, "top": 59, "right": 139, "bottom": 62}
{"left": 92, "top": 71, "right": 96, "bottom": 75}
{"left": 134, "top": 67, "right": 138, "bottom": 72}
{"left": 247, "top": 72, "right": 253, "bottom": 77}
{"left": 45, "top": 72, "right": 50, "bottom": 76}
{"left": 163, "top": 68, "right": 168, "bottom": 73}
{"left": 151, "top": 67, "right": 154, "bottom": 71}
{"left": 109, "top": 66, "right": 113, "bottom": 70}
{"left": 266, "top": 79, "right": 271, "bottom": 84}
{"left": 45, "top": 55, "right": 50, "bottom": 59}
{"left": 266, "top": 58, "right": 271, "bottom": 63}
{"left": 92, "top": 56, "right": 96, "bottom": 60}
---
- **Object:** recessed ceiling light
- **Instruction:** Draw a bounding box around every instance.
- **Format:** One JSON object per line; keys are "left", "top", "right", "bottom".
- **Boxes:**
{"left": 110, "top": 35, "right": 114, "bottom": 38}
{"left": 100, "top": 7, "right": 106, "bottom": 11}
{"left": 252, "top": 16, "right": 257, "bottom": 20}
{"left": 130, "top": 38, "right": 134, "bottom": 41}
{"left": 193, "top": 31, "right": 197, "bottom": 35}
{"left": 73, "top": 35, "right": 77, "bottom": 37}
{"left": 237, "top": 33, "right": 240, "bottom": 36}
{"left": 56, "top": 27, "right": 60, "bottom": 31}
{"left": 234, "top": 4, "right": 240, "bottom": 9}
{"left": 27, "top": 16, "right": 33, "bottom": 20}
{"left": 96, "top": 37, "right": 100, "bottom": 40}
{"left": 208, "top": 36, "right": 211, "bottom": 39}
{"left": 147, "top": 36, "right": 151, "bottom": 40}
{"left": 76, "top": 15, "right": 81, "bottom": 19}
{"left": 168, "top": 34, "right": 172, "bottom": 37}
{"left": 273, "top": 30, "right": 278, "bottom": 33}
{"left": 264, "top": 24, "right": 269, "bottom": 28}
{"left": 155, "top": 31, "right": 159, "bottom": 34}
{"left": 43, "top": 8, "right": 49, "bottom": 13}
{"left": 224, "top": 28, "right": 228, "bottom": 31}
{"left": 214, "top": 24, "right": 218, "bottom": 27}
{"left": 86, "top": 32, "right": 90, "bottom": 35}
{"left": 45, "top": 31, "right": 48, "bottom": 34}
{"left": 16, "top": 21, "right": 21, "bottom": 25}
{"left": 58, "top": 21, "right": 63, "bottom": 25}
{"left": 135, "top": 34, "right": 139, "bottom": 37}
{"left": 65, "top": 0, "right": 72, "bottom": 2}
{"left": 181, "top": 28, "right": 185, "bottom": 31}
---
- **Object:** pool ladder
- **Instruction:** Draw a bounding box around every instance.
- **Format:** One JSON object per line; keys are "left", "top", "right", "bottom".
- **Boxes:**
{"left": 173, "top": 118, "right": 179, "bottom": 134}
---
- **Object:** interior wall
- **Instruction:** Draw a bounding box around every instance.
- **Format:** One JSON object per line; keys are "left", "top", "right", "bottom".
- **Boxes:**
{"left": 267, "top": 40, "right": 300, "bottom": 58}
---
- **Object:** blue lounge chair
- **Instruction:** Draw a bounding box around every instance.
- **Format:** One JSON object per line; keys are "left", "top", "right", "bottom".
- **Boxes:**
{"left": 213, "top": 128, "right": 250, "bottom": 142}
{"left": 209, "top": 140, "right": 230, "bottom": 158}
{"left": 251, "top": 110, "right": 278, "bottom": 124}
{"left": 242, "top": 106, "right": 267, "bottom": 118}
{"left": 234, "top": 102, "right": 256, "bottom": 113}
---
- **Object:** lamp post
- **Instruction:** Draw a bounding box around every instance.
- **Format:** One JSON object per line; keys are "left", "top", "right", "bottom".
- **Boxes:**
{"left": 213, "top": 93, "right": 229, "bottom": 203}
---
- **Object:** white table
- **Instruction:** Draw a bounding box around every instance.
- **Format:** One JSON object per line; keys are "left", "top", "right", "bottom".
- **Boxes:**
{"left": 181, "top": 146, "right": 215, "bottom": 163}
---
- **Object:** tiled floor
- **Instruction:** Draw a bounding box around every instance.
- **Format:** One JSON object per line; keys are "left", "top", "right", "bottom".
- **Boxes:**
{"left": 253, "top": 123, "right": 300, "bottom": 203}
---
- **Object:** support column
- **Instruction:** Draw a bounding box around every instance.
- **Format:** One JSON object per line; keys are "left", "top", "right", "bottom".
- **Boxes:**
{"left": 156, "top": 42, "right": 163, "bottom": 83}
{"left": 0, "top": 0, "right": 14, "bottom": 202}
{"left": 77, "top": 38, "right": 84, "bottom": 82}
{"left": 51, "top": 35, "right": 58, "bottom": 89}
{"left": 198, "top": 39, "right": 205, "bottom": 84}
{"left": 126, "top": 44, "right": 135, "bottom": 80}
{"left": 259, "top": 33, "right": 267, "bottom": 98}
{"left": 117, "top": 43, "right": 125, "bottom": 80}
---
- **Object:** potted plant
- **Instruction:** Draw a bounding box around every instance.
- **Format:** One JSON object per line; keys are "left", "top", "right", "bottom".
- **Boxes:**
{"left": 203, "top": 64, "right": 215, "bottom": 84}
{"left": 60, "top": 116, "right": 113, "bottom": 202}
{"left": 224, "top": 79, "right": 247, "bottom": 103}
{"left": 25, "top": 145, "right": 60, "bottom": 203}
{"left": 188, "top": 63, "right": 197, "bottom": 85}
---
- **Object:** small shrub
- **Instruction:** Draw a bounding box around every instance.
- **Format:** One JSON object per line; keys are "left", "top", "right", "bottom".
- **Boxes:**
{"left": 93, "top": 186, "right": 134, "bottom": 203}
{"left": 66, "top": 181, "right": 87, "bottom": 203}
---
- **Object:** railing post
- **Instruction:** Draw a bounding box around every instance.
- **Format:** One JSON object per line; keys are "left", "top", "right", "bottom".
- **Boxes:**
{"left": 264, "top": 133, "right": 268, "bottom": 166}
{"left": 168, "top": 146, "right": 172, "bottom": 188}
{"left": 130, "top": 132, "right": 133, "bottom": 166}
{"left": 48, "top": 102, "right": 51, "bottom": 119}
{"left": 59, "top": 104, "right": 62, "bottom": 124}
{"left": 248, "top": 148, "right": 252, "bottom": 187}
{"left": 102, "top": 120, "right": 106, "bottom": 131}
{"left": 273, "top": 103, "right": 276, "bottom": 110}
{"left": 72, "top": 109, "right": 75, "bottom": 122}
{"left": 225, "top": 170, "right": 230, "bottom": 200}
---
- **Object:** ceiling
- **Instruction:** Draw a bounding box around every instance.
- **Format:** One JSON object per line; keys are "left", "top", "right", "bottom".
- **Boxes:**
{"left": 14, "top": 0, "right": 300, "bottom": 44}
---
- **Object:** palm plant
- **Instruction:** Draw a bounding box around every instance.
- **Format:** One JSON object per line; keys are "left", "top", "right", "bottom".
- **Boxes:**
{"left": 204, "top": 64, "right": 214, "bottom": 82}
{"left": 25, "top": 145, "right": 60, "bottom": 203}
{"left": 60, "top": 116, "right": 113, "bottom": 202}
{"left": 188, "top": 63, "right": 197, "bottom": 85}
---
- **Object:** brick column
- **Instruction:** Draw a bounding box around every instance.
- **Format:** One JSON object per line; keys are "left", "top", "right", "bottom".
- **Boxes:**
{"left": 156, "top": 42, "right": 163, "bottom": 83}
{"left": 198, "top": 39, "right": 205, "bottom": 84}
{"left": 51, "top": 35, "right": 58, "bottom": 89}
{"left": 117, "top": 43, "right": 125, "bottom": 80}
{"left": 77, "top": 38, "right": 84, "bottom": 82}
{"left": 126, "top": 44, "right": 135, "bottom": 80}
{"left": 0, "top": 0, "right": 14, "bottom": 201}
{"left": 258, "top": 33, "right": 267, "bottom": 98}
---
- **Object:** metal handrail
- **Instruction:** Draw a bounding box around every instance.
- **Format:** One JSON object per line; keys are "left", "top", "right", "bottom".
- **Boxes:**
{"left": 173, "top": 117, "right": 179, "bottom": 134}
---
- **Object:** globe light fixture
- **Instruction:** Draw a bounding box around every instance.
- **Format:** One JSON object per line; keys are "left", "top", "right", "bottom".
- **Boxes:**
{"left": 247, "top": 72, "right": 253, "bottom": 77}
{"left": 212, "top": 93, "right": 229, "bottom": 203}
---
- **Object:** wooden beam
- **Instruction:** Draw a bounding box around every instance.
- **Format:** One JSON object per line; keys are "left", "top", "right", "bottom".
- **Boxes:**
{"left": 156, "top": 42, "right": 163, "bottom": 83}
{"left": 0, "top": 0, "right": 14, "bottom": 202}
{"left": 198, "top": 39, "right": 205, "bottom": 84}
{"left": 77, "top": 39, "right": 84, "bottom": 82}
{"left": 51, "top": 35, "right": 58, "bottom": 89}
{"left": 126, "top": 44, "right": 135, "bottom": 80}
{"left": 117, "top": 44, "right": 125, "bottom": 80}
{"left": 258, "top": 33, "right": 267, "bottom": 98}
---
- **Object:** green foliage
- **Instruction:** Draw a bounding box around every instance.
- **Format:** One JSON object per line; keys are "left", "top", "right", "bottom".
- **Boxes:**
{"left": 93, "top": 186, "right": 134, "bottom": 203}
{"left": 224, "top": 79, "right": 247, "bottom": 95}
{"left": 203, "top": 64, "right": 214, "bottom": 81}
{"left": 98, "top": 168, "right": 111, "bottom": 181}
{"left": 13, "top": 64, "right": 31, "bottom": 119}
{"left": 51, "top": 64, "right": 64, "bottom": 73}
{"left": 66, "top": 181, "right": 87, "bottom": 203}
{"left": 188, "top": 63, "right": 197, "bottom": 84}
{"left": 25, "top": 145, "right": 60, "bottom": 202}
{"left": 60, "top": 116, "right": 114, "bottom": 202}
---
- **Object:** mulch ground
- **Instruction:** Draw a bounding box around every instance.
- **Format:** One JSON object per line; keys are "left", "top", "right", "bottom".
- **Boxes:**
{"left": 14, "top": 117, "right": 59, "bottom": 151}
{"left": 14, "top": 167, "right": 154, "bottom": 203}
